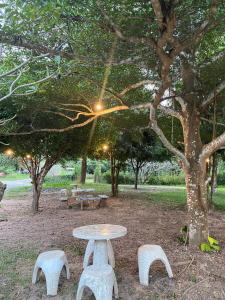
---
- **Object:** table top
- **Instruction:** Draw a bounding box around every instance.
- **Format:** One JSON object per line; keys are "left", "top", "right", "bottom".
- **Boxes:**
{"left": 73, "top": 224, "right": 127, "bottom": 241}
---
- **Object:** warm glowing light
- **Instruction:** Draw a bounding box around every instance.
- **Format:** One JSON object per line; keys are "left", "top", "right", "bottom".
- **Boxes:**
{"left": 95, "top": 102, "right": 103, "bottom": 111}
{"left": 26, "top": 154, "right": 31, "bottom": 159}
{"left": 5, "top": 149, "right": 14, "bottom": 156}
{"left": 102, "top": 144, "right": 109, "bottom": 151}
{"left": 206, "top": 158, "right": 210, "bottom": 164}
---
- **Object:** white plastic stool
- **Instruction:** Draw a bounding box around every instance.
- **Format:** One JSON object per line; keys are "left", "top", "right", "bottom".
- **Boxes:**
{"left": 138, "top": 245, "right": 173, "bottom": 286}
{"left": 32, "top": 250, "right": 70, "bottom": 296}
{"left": 83, "top": 239, "right": 115, "bottom": 268}
{"left": 76, "top": 265, "right": 118, "bottom": 300}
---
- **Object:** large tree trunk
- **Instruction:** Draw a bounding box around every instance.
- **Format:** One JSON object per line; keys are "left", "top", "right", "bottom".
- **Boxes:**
{"left": 185, "top": 166, "right": 208, "bottom": 245}
{"left": 80, "top": 156, "right": 87, "bottom": 184}
{"left": 183, "top": 103, "right": 209, "bottom": 245}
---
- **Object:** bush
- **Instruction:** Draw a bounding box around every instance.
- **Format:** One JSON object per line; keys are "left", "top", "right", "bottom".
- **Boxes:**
{"left": 44, "top": 175, "right": 74, "bottom": 183}
{"left": 103, "top": 171, "right": 134, "bottom": 184}
{"left": 217, "top": 172, "right": 225, "bottom": 185}
{"left": 147, "top": 174, "right": 185, "bottom": 185}
{"left": 0, "top": 154, "right": 18, "bottom": 173}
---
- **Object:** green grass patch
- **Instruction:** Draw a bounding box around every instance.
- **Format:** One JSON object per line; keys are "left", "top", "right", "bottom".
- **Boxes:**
{"left": 0, "top": 247, "right": 37, "bottom": 300}
{"left": 4, "top": 186, "right": 31, "bottom": 199}
{"left": 80, "top": 182, "right": 111, "bottom": 194}
{"left": 43, "top": 176, "right": 111, "bottom": 194}
{"left": 43, "top": 181, "right": 73, "bottom": 189}
{"left": 211, "top": 188, "right": 225, "bottom": 211}
{"left": 0, "top": 173, "right": 29, "bottom": 181}
{"left": 148, "top": 186, "right": 225, "bottom": 210}
{"left": 149, "top": 190, "right": 186, "bottom": 206}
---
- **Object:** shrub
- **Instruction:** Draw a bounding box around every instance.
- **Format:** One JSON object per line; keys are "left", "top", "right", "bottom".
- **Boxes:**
{"left": 147, "top": 174, "right": 185, "bottom": 185}
{"left": 103, "top": 171, "right": 134, "bottom": 184}
{"left": 44, "top": 175, "right": 73, "bottom": 183}
{"left": 0, "top": 154, "right": 18, "bottom": 173}
{"left": 217, "top": 172, "right": 225, "bottom": 185}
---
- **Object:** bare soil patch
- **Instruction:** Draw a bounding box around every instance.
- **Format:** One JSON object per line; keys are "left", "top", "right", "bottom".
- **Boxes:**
{"left": 0, "top": 191, "right": 225, "bottom": 299}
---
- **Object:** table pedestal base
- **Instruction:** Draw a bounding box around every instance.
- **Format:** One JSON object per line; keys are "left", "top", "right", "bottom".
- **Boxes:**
{"left": 93, "top": 240, "right": 108, "bottom": 266}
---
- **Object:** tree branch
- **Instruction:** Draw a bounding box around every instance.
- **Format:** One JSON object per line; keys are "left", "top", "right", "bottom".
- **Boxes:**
{"left": 200, "top": 131, "right": 225, "bottom": 161}
{"left": 180, "top": 0, "right": 220, "bottom": 50}
{"left": 0, "top": 72, "right": 57, "bottom": 102}
{"left": 201, "top": 117, "right": 225, "bottom": 128}
{"left": 118, "top": 80, "right": 159, "bottom": 97}
{"left": 97, "top": 4, "right": 156, "bottom": 47}
{"left": 201, "top": 81, "right": 225, "bottom": 109}
{"left": 149, "top": 103, "right": 189, "bottom": 168}
{"left": 151, "top": 0, "right": 164, "bottom": 31}
{"left": 199, "top": 49, "right": 225, "bottom": 68}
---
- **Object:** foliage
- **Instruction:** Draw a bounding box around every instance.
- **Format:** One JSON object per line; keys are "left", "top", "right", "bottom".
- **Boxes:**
{"left": 177, "top": 226, "right": 189, "bottom": 245}
{"left": 200, "top": 236, "right": 221, "bottom": 252}
{"left": 103, "top": 171, "right": 134, "bottom": 185}
{"left": 147, "top": 174, "right": 185, "bottom": 185}
{"left": 0, "top": 153, "right": 18, "bottom": 173}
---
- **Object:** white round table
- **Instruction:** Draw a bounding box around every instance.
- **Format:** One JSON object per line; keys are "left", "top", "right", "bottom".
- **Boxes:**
{"left": 73, "top": 224, "right": 127, "bottom": 266}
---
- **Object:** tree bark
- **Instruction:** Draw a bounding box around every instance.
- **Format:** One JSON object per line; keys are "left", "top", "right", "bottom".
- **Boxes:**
{"left": 32, "top": 181, "right": 42, "bottom": 213}
{"left": 183, "top": 104, "right": 209, "bottom": 245}
{"left": 110, "top": 154, "right": 119, "bottom": 197}
{"left": 111, "top": 155, "right": 116, "bottom": 196}
{"left": 0, "top": 181, "right": 6, "bottom": 202}
{"left": 185, "top": 166, "right": 208, "bottom": 245}
{"left": 80, "top": 156, "right": 87, "bottom": 184}
{"left": 134, "top": 167, "right": 139, "bottom": 189}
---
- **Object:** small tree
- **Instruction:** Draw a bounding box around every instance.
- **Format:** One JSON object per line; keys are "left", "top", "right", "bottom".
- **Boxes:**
{"left": 7, "top": 132, "right": 74, "bottom": 213}
{"left": 121, "top": 131, "right": 170, "bottom": 189}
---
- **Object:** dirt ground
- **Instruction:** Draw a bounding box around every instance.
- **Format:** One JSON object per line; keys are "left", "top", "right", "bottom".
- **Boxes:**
{"left": 1, "top": 191, "right": 225, "bottom": 300}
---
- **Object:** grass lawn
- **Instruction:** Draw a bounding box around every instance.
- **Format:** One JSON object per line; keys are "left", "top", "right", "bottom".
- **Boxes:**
{"left": 0, "top": 247, "right": 37, "bottom": 300}
{"left": 4, "top": 186, "right": 31, "bottom": 198}
{"left": 149, "top": 186, "right": 225, "bottom": 210}
{"left": 3, "top": 174, "right": 225, "bottom": 211}
{"left": 1, "top": 173, "right": 29, "bottom": 181}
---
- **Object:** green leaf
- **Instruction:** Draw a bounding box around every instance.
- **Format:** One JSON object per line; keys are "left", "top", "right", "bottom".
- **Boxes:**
{"left": 211, "top": 244, "right": 221, "bottom": 251}
{"left": 208, "top": 236, "right": 219, "bottom": 246}
{"left": 180, "top": 225, "right": 188, "bottom": 234}
{"left": 200, "top": 243, "right": 212, "bottom": 252}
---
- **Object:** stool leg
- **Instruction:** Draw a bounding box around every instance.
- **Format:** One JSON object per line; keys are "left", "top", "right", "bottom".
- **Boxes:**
{"left": 107, "top": 240, "right": 115, "bottom": 268}
{"left": 161, "top": 256, "right": 173, "bottom": 278}
{"left": 92, "top": 283, "right": 113, "bottom": 300}
{"left": 32, "top": 264, "right": 40, "bottom": 284}
{"left": 44, "top": 270, "right": 61, "bottom": 296}
{"left": 76, "top": 284, "right": 85, "bottom": 300}
{"left": 139, "top": 260, "right": 151, "bottom": 286}
{"left": 83, "top": 240, "right": 95, "bottom": 268}
{"left": 64, "top": 260, "right": 70, "bottom": 279}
